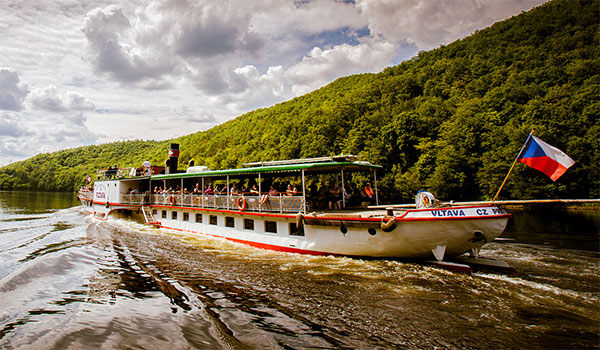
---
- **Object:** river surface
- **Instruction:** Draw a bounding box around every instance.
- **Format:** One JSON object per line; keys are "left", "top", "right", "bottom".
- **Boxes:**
{"left": 0, "top": 191, "right": 598, "bottom": 349}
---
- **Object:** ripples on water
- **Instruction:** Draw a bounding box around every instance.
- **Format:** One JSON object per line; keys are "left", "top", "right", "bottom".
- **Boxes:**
{"left": 0, "top": 192, "right": 598, "bottom": 349}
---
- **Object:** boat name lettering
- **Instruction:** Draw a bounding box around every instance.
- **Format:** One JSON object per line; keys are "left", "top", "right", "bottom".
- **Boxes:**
{"left": 96, "top": 192, "right": 106, "bottom": 199}
{"left": 476, "top": 208, "right": 488, "bottom": 215}
{"left": 491, "top": 208, "right": 506, "bottom": 215}
{"left": 432, "top": 209, "right": 466, "bottom": 217}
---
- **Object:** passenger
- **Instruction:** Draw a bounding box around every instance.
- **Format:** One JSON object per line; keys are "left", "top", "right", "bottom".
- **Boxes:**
{"left": 193, "top": 183, "right": 201, "bottom": 194}
{"left": 363, "top": 182, "right": 375, "bottom": 204}
{"left": 268, "top": 185, "right": 279, "bottom": 196}
{"left": 250, "top": 184, "right": 259, "bottom": 196}
{"left": 285, "top": 185, "right": 298, "bottom": 196}
{"left": 292, "top": 186, "right": 300, "bottom": 196}
{"left": 182, "top": 188, "right": 189, "bottom": 194}
{"left": 328, "top": 183, "right": 341, "bottom": 210}
{"left": 204, "top": 184, "right": 213, "bottom": 195}
{"left": 231, "top": 184, "right": 240, "bottom": 195}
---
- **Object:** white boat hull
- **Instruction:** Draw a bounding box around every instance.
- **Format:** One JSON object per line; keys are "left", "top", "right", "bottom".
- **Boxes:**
{"left": 81, "top": 197, "right": 509, "bottom": 260}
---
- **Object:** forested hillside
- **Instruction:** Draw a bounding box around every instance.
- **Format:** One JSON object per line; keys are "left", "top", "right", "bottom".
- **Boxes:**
{"left": 1, "top": 0, "right": 598, "bottom": 202}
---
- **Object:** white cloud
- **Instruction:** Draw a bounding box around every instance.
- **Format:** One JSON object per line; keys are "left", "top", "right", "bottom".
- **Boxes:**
{"left": 0, "top": 68, "right": 29, "bottom": 111}
{"left": 356, "top": 0, "right": 545, "bottom": 50}
{"left": 286, "top": 39, "right": 396, "bottom": 95}
{"left": 28, "top": 85, "right": 95, "bottom": 112}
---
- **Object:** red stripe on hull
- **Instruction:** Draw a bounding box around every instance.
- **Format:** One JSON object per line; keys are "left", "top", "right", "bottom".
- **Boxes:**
{"left": 160, "top": 225, "right": 338, "bottom": 256}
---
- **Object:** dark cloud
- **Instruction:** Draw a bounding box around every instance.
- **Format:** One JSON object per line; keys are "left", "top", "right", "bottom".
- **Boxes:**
{"left": 81, "top": 5, "right": 175, "bottom": 87}
{"left": 0, "top": 68, "right": 28, "bottom": 111}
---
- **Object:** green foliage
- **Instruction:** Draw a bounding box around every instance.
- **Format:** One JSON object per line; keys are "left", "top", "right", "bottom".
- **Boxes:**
{"left": 0, "top": 0, "right": 598, "bottom": 201}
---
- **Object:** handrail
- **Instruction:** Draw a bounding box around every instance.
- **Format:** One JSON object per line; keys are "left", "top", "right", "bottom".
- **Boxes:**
{"left": 120, "top": 193, "right": 304, "bottom": 213}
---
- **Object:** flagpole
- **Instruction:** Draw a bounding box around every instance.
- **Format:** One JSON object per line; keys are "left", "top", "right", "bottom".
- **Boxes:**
{"left": 491, "top": 130, "right": 534, "bottom": 202}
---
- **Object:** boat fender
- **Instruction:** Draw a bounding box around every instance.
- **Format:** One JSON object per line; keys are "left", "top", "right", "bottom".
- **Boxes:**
{"left": 259, "top": 194, "right": 269, "bottom": 205}
{"left": 105, "top": 200, "right": 109, "bottom": 209}
{"left": 296, "top": 213, "right": 303, "bottom": 228}
{"left": 237, "top": 197, "right": 247, "bottom": 211}
{"left": 381, "top": 217, "right": 397, "bottom": 232}
{"left": 168, "top": 195, "right": 175, "bottom": 206}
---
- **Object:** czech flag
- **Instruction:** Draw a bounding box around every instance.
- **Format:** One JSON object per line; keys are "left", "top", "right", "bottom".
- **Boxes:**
{"left": 518, "top": 135, "right": 575, "bottom": 181}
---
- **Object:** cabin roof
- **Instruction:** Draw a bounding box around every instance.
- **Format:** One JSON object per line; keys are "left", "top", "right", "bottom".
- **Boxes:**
{"left": 150, "top": 160, "right": 382, "bottom": 180}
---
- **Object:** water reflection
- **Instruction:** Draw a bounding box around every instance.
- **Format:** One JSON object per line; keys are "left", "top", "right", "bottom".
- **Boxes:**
{"left": 0, "top": 191, "right": 78, "bottom": 215}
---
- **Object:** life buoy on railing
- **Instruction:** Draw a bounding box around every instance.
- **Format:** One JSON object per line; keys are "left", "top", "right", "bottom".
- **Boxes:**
{"left": 168, "top": 195, "right": 175, "bottom": 206}
{"left": 259, "top": 194, "right": 269, "bottom": 205}
{"left": 237, "top": 196, "right": 247, "bottom": 211}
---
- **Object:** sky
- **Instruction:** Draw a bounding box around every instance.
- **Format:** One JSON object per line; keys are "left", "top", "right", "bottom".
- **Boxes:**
{"left": 0, "top": 0, "right": 546, "bottom": 166}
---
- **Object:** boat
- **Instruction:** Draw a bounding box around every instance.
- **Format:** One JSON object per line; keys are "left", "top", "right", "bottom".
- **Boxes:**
{"left": 78, "top": 143, "right": 511, "bottom": 262}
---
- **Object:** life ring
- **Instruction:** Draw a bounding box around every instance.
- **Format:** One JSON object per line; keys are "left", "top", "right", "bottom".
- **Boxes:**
{"left": 168, "top": 195, "right": 175, "bottom": 206}
{"left": 259, "top": 194, "right": 269, "bottom": 205}
{"left": 381, "top": 218, "right": 397, "bottom": 232}
{"left": 237, "top": 197, "right": 247, "bottom": 211}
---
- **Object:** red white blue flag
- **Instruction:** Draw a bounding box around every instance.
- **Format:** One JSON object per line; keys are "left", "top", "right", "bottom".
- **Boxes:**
{"left": 86, "top": 175, "right": 92, "bottom": 183}
{"left": 518, "top": 135, "right": 575, "bottom": 181}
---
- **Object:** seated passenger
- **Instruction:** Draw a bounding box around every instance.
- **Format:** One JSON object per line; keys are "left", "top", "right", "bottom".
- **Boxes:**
{"left": 250, "top": 184, "right": 259, "bottom": 196}
{"left": 268, "top": 185, "right": 279, "bottom": 196}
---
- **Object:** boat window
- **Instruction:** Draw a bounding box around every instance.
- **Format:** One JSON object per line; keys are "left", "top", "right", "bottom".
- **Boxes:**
{"left": 196, "top": 213, "right": 202, "bottom": 223}
{"left": 289, "top": 223, "right": 304, "bottom": 236}
{"left": 244, "top": 219, "right": 254, "bottom": 230}
{"left": 225, "top": 217, "right": 235, "bottom": 228}
{"left": 265, "top": 221, "right": 277, "bottom": 234}
{"left": 152, "top": 209, "right": 157, "bottom": 215}
{"left": 183, "top": 212, "right": 189, "bottom": 221}
{"left": 209, "top": 215, "right": 218, "bottom": 225}
{"left": 162, "top": 210, "right": 167, "bottom": 219}
{"left": 172, "top": 211, "right": 177, "bottom": 220}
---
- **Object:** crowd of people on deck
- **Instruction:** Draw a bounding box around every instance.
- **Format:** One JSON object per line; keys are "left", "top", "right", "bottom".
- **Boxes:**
{"left": 150, "top": 179, "right": 376, "bottom": 210}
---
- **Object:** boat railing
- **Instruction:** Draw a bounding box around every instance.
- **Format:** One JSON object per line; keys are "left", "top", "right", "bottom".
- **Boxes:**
{"left": 145, "top": 193, "right": 303, "bottom": 213}
{"left": 120, "top": 193, "right": 148, "bottom": 205}
{"left": 78, "top": 189, "right": 93, "bottom": 201}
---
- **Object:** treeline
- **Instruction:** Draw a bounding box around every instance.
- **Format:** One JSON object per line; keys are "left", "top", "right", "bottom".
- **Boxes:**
{"left": 0, "top": 0, "right": 598, "bottom": 202}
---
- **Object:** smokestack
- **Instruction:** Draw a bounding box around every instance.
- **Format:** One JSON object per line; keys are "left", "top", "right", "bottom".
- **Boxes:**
{"left": 166, "top": 143, "right": 179, "bottom": 174}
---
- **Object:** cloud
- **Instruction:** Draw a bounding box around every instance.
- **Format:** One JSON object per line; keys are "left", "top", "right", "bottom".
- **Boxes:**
{"left": 174, "top": 106, "right": 216, "bottom": 124}
{"left": 28, "top": 85, "right": 95, "bottom": 112}
{"left": 0, "top": 68, "right": 29, "bottom": 111}
{"left": 286, "top": 39, "right": 396, "bottom": 95}
{"left": 356, "top": 0, "right": 545, "bottom": 50}
{"left": 0, "top": 112, "right": 32, "bottom": 138}
{"left": 0, "top": 109, "right": 100, "bottom": 166}
{"left": 81, "top": 5, "right": 176, "bottom": 88}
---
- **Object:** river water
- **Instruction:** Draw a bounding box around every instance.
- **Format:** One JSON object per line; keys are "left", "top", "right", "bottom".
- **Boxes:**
{"left": 0, "top": 191, "right": 598, "bottom": 349}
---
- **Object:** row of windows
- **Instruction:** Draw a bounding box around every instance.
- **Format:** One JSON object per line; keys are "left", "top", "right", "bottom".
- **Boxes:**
{"left": 153, "top": 209, "right": 304, "bottom": 236}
